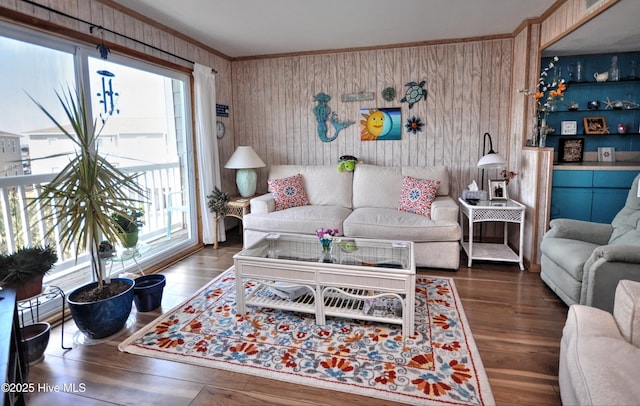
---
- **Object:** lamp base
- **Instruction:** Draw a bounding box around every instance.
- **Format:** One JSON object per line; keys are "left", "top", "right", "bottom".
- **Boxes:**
{"left": 236, "top": 169, "right": 257, "bottom": 197}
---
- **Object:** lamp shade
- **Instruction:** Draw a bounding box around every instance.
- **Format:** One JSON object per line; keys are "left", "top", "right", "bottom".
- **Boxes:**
{"left": 224, "top": 146, "right": 266, "bottom": 169}
{"left": 477, "top": 132, "right": 507, "bottom": 169}
{"left": 477, "top": 153, "right": 507, "bottom": 169}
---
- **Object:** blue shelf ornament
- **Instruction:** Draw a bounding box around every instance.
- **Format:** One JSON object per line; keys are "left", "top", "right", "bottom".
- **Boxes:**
{"left": 313, "top": 92, "right": 355, "bottom": 142}
{"left": 400, "top": 81, "right": 427, "bottom": 109}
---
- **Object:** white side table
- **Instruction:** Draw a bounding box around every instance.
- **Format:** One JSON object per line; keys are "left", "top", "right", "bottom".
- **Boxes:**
{"left": 458, "top": 198, "right": 525, "bottom": 270}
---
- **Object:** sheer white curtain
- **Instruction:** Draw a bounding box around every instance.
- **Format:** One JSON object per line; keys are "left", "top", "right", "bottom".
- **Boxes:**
{"left": 193, "top": 63, "right": 225, "bottom": 244}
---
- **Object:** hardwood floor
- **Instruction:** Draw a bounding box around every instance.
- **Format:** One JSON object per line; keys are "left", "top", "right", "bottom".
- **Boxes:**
{"left": 24, "top": 231, "right": 568, "bottom": 405}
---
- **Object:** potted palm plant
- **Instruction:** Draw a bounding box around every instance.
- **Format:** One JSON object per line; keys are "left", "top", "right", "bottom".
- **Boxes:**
{"left": 28, "top": 87, "right": 147, "bottom": 339}
{"left": 0, "top": 245, "right": 57, "bottom": 300}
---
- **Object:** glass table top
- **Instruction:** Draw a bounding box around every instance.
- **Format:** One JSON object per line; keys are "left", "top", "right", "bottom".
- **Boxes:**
{"left": 236, "top": 233, "right": 414, "bottom": 270}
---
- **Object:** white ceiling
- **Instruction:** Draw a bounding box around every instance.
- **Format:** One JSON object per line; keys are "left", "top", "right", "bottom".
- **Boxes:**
{"left": 544, "top": 0, "right": 640, "bottom": 56}
{"left": 113, "top": 0, "right": 557, "bottom": 58}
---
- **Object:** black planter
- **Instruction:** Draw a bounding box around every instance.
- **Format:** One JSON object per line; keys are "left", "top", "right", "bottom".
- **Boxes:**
{"left": 67, "top": 278, "right": 135, "bottom": 339}
{"left": 133, "top": 274, "right": 166, "bottom": 312}
{"left": 21, "top": 322, "right": 50, "bottom": 365}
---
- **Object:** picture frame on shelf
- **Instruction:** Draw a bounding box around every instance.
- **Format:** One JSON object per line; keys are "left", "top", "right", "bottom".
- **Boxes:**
{"left": 559, "top": 138, "right": 584, "bottom": 163}
{"left": 583, "top": 116, "right": 608, "bottom": 134}
{"left": 597, "top": 146, "right": 616, "bottom": 162}
{"left": 561, "top": 120, "right": 577, "bottom": 135}
{"left": 488, "top": 179, "right": 508, "bottom": 200}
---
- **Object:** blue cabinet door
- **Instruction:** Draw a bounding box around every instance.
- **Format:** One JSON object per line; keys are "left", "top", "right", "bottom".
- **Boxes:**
{"left": 551, "top": 170, "right": 638, "bottom": 223}
{"left": 593, "top": 171, "right": 639, "bottom": 188}
{"left": 551, "top": 187, "right": 593, "bottom": 221}
{"left": 592, "top": 188, "right": 629, "bottom": 223}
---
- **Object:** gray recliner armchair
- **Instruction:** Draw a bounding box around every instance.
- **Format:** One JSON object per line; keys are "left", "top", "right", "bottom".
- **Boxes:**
{"left": 540, "top": 173, "right": 640, "bottom": 313}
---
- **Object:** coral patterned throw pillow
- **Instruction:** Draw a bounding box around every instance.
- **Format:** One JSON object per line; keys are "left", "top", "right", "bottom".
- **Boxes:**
{"left": 268, "top": 173, "right": 310, "bottom": 211}
{"left": 397, "top": 176, "right": 440, "bottom": 218}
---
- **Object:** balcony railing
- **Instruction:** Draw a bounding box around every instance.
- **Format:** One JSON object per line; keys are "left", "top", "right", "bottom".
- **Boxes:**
{"left": 0, "top": 162, "right": 187, "bottom": 279}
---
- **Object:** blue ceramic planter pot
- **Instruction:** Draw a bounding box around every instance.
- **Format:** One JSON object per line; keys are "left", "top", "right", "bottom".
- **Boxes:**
{"left": 21, "top": 322, "right": 50, "bottom": 365}
{"left": 133, "top": 274, "right": 166, "bottom": 312}
{"left": 67, "top": 278, "right": 134, "bottom": 339}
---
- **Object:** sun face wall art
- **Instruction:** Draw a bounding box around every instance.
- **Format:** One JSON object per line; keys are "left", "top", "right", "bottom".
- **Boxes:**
{"left": 359, "top": 107, "right": 402, "bottom": 141}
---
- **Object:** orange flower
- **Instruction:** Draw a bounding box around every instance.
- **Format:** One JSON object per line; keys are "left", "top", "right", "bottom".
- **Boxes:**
{"left": 408, "top": 353, "right": 434, "bottom": 369}
{"left": 412, "top": 378, "right": 452, "bottom": 397}
{"left": 320, "top": 356, "right": 355, "bottom": 373}
{"left": 450, "top": 360, "right": 473, "bottom": 384}
{"left": 229, "top": 342, "right": 259, "bottom": 356}
{"left": 534, "top": 91, "right": 544, "bottom": 101}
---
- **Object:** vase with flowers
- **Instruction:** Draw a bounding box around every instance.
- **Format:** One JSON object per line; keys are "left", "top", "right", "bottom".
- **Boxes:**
{"left": 316, "top": 227, "right": 339, "bottom": 263}
{"left": 520, "top": 56, "right": 567, "bottom": 147}
{"left": 501, "top": 169, "right": 517, "bottom": 184}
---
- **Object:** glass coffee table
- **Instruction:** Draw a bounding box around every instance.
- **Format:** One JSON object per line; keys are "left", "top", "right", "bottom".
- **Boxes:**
{"left": 233, "top": 233, "right": 416, "bottom": 336}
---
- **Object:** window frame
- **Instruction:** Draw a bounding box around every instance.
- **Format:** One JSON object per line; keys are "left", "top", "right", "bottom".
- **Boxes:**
{"left": 0, "top": 20, "right": 199, "bottom": 291}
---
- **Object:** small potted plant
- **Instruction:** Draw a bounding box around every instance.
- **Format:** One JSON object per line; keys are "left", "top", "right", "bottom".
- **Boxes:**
{"left": 0, "top": 245, "right": 58, "bottom": 300}
{"left": 207, "top": 186, "right": 230, "bottom": 218}
{"left": 111, "top": 208, "right": 145, "bottom": 248}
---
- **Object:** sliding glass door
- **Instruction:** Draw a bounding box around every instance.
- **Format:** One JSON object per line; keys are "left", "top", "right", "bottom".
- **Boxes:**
{"left": 0, "top": 22, "right": 197, "bottom": 293}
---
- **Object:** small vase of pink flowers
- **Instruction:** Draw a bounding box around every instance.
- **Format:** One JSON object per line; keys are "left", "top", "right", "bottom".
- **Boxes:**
{"left": 316, "top": 227, "right": 339, "bottom": 262}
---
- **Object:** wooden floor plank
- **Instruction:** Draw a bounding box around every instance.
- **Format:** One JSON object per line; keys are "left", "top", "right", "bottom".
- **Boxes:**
{"left": 24, "top": 230, "right": 567, "bottom": 405}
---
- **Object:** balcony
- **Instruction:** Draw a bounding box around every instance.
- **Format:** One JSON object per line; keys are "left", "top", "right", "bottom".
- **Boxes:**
{"left": 0, "top": 161, "right": 192, "bottom": 293}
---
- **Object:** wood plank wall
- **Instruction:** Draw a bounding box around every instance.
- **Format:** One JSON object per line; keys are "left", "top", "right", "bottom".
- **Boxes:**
{"left": 2, "top": 0, "right": 620, "bottom": 267}
{"left": 231, "top": 39, "right": 514, "bottom": 201}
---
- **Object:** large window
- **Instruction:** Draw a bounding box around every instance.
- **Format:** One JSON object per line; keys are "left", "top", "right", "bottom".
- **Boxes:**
{"left": 0, "top": 23, "right": 197, "bottom": 291}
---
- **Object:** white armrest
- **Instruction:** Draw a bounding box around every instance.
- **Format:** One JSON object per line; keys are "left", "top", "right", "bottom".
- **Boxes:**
{"left": 250, "top": 193, "right": 274, "bottom": 214}
{"left": 431, "top": 196, "right": 458, "bottom": 222}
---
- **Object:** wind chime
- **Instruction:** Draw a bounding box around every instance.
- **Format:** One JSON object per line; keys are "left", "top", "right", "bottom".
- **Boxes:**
{"left": 92, "top": 25, "right": 120, "bottom": 122}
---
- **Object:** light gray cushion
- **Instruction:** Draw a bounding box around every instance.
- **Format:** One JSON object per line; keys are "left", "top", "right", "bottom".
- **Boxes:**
{"left": 540, "top": 237, "right": 599, "bottom": 281}
{"left": 243, "top": 205, "right": 351, "bottom": 235}
{"left": 609, "top": 173, "right": 640, "bottom": 244}
{"left": 268, "top": 165, "right": 353, "bottom": 208}
{"left": 343, "top": 207, "right": 461, "bottom": 241}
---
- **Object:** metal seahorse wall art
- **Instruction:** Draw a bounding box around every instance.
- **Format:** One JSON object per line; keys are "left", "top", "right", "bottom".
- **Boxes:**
{"left": 313, "top": 92, "right": 355, "bottom": 142}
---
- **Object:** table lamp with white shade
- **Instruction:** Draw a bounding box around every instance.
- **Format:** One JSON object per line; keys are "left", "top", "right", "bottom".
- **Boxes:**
{"left": 224, "top": 146, "right": 266, "bottom": 197}
{"left": 477, "top": 132, "right": 507, "bottom": 190}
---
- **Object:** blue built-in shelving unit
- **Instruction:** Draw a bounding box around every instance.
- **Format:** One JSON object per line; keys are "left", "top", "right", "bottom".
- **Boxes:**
{"left": 541, "top": 52, "right": 640, "bottom": 155}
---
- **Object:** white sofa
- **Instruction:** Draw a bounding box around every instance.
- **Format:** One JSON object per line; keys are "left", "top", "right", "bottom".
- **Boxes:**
{"left": 242, "top": 164, "right": 462, "bottom": 269}
{"left": 560, "top": 279, "right": 640, "bottom": 405}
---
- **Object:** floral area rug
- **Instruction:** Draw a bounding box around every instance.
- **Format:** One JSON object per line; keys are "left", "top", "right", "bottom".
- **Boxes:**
{"left": 119, "top": 268, "right": 494, "bottom": 405}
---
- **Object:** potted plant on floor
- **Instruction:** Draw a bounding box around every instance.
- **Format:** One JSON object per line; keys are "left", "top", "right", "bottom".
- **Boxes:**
{"left": 0, "top": 245, "right": 58, "bottom": 300}
{"left": 111, "top": 208, "right": 145, "bottom": 248}
{"left": 27, "top": 87, "right": 147, "bottom": 339}
{"left": 207, "top": 186, "right": 230, "bottom": 218}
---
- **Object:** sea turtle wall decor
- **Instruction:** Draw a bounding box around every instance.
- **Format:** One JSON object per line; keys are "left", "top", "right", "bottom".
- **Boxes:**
{"left": 400, "top": 80, "right": 427, "bottom": 109}
{"left": 313, "top": 92, "right": 355, "bottom": 143}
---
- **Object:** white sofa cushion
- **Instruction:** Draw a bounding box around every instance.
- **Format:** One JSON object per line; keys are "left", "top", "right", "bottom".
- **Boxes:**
{"left": 352, "top": 164, "right": 451, "bottom": 210}
{"left": 243, "top": 205, "right": 351, "bottom": 236}
{"left": 560, "top": 304, "right": 640, "bottom": 406}
{"left": 269, "top": 165, "right": 353, "bottom": 208}
{"left": 614, "top": 279, "right": 640, "bottom": 348}
{"left": 352, "top": 165, "right": 403, "bottom": 209}
{"left": 343, "top": 207, "right": 461, "bottom": 241}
